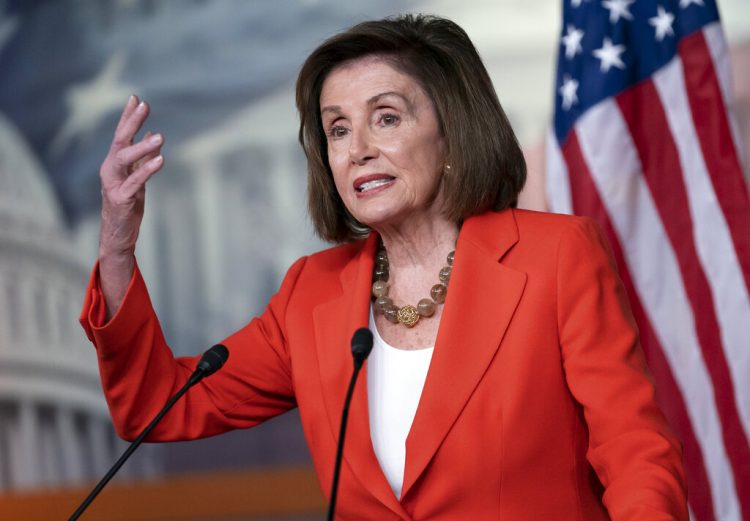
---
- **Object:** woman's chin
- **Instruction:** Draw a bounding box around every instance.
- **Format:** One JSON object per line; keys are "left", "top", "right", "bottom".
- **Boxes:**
{"left": 354, "top": 208, "right": 420, "bottom": 232}
{"left": 353, "top": 210, "right": 395, "bottom": 230}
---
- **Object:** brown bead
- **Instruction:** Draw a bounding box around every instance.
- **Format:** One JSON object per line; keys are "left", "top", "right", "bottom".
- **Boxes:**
{"left": 383, "top": 303, "right": 400, "bottom": 324}
{"left": 430, "top": 283, "right": 447, "bottom": 303}
{"left": 374, "top": 296, "right": 392, "bottom": 314}
{"left": 417, "top": 298, "right": 436, "bottom": 317}
{"left": 373, "top": 266, "right": 389, "bottom": 282}
{"left": 375, "top": 250, "right": 389, "bottom": 265}
{"left": 397, "top": 305, "right": 420, "bottom": 327}
{"left": 372, "top": 280, "right": 389, "bottom": 298}
{"left": 439, "top": 266, "right": 451, "bottom": 284}
{"left": 447, "top": 251, "right": 455, "bottom": 266}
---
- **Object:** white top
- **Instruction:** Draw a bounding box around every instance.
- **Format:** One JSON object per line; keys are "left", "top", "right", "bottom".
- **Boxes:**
{"left": 367, "top": 307, "right": 434, "bottom": 499}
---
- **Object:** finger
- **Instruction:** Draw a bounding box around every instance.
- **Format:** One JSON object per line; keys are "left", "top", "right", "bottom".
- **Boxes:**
{"left": 133, "top": 131, "right": 161, "bottom": 167}
{"left": 110, "top": 96, "right": 141, "bottom": 150}
{"left": 112, "top": 133, "right": 163, "bottom": 171}
{"left": 111, "top": 100, "right": 150, "bottom": 151}
{"left": 133, "top": 145, "right": 162, "bottom": 174}
{"left": 132, "top": 145, "right": 162, "bottom": 176}
{"left": 120, "top": 155, "right": 164, "bottom": 199}
{"left": 113, "top": 95, "right": 139, "bottom": 136}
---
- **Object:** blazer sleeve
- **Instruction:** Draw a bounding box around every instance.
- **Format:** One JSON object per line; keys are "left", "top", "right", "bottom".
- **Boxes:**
{"left": 79, "top": 257, "right": 305, "bottom": 442}
{"left": 556, "top": 218, "right": 688, "bottom": 521}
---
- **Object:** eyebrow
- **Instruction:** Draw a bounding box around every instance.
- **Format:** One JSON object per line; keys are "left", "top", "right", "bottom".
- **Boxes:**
{"left": 320, "top": 91, "right": 415, "bottom": 118}
{"left": 367, "top": 91, "right": 413, "bottom": 110}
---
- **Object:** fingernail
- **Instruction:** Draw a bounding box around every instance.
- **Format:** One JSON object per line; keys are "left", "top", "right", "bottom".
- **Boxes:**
{"left": 128, "top": 95, "right": 136, "bottom": 105}
{"left": 149, "top": 133, "right": 163, "bottom": 145}
{"left": 137, "top": 101, "right": 147, "bottom": 112}
{"left": 150, "top": 155, "right": 163, "bottom": 166}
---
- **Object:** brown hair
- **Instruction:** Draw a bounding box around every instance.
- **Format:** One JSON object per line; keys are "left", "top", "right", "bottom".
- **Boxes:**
{"left": 296, "top": 14, "right": 526, "bottom": 243}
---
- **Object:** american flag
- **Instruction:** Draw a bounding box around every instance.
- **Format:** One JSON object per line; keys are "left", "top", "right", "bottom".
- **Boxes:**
{"left": 546, "top": 0, "right": 750, "bottom": 519}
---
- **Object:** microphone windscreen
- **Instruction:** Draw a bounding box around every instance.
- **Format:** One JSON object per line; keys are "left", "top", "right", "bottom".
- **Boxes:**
{"left": 197, "top": 344, "right": 229, "bottom": 376}
{"left": 351, "top": 328, "right": 374, "bottom": 362}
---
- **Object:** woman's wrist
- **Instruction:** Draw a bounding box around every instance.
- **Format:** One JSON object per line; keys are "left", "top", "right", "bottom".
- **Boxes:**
{"left": 98, "top": 244, "right": 136, "bottom": 261}
{"left": 98, "top": 250, "right": 136, "bottom": 320}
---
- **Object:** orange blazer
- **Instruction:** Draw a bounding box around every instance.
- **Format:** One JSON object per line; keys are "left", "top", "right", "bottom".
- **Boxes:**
{"left": 81, "top": 208, "right": 687, "bottom": 520}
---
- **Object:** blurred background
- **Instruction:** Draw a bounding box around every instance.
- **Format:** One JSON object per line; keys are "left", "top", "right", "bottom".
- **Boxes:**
{"left": 0, "top": 0, "right": 748, "bottom": 519}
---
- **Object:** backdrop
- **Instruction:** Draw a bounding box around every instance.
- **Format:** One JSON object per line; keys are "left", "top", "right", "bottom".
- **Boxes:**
{"left": 0, "top": 1, "right": 748, "bottom": 520}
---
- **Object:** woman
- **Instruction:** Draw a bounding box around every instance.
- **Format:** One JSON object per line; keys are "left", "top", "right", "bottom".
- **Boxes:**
{"left": 81, "top": 14, "right": 688, "bottom": 520}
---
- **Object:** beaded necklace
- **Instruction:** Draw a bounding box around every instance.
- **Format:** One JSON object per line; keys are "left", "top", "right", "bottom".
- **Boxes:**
{"left": 372, "top": 247, "right": 455, "bottom": 328}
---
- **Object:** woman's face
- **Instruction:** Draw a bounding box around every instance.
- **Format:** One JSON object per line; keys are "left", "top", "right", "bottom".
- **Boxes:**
{"left": 319, "top": 56, "right": 447, "bottom": 230}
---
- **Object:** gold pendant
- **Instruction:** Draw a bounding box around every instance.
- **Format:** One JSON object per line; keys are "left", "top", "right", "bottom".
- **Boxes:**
{"left": 397, "top": 305, "right": 420, "bottom": 328}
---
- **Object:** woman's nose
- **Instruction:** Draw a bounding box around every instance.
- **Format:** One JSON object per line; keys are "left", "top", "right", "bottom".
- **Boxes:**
{"left": 348, "top": 127, "right": 377, "bottom": 165}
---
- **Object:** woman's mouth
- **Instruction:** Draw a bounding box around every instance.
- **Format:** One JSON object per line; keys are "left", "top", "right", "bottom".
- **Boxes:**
{"left": 354, "top": 174, "right": 395, "bottom": 194}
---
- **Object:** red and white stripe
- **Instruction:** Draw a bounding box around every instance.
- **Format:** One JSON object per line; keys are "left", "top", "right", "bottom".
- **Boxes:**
{"left": 547, "top": 22, "right": 750, "bottom": 521}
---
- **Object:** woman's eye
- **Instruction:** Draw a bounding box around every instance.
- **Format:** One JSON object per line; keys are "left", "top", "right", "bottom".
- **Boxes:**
{"left": 327, "top": 126, "right": 348, "bottom": 139}
{"left": 380, "top": 113, "right": 400, "bottom": 126}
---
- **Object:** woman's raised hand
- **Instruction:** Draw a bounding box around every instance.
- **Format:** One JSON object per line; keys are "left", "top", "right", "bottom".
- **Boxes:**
{"left": 98, "top": 95, "right": 165, "bottom": 319}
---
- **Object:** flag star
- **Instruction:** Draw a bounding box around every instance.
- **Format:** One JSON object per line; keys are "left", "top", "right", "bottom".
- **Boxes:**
{"left": 571, "top": 0, "right": 584, "bottom": 7}
{"left": 562, "top": 25, "right": 584, "bottom": 59}
{"left": 602, "top": 0, "right": 635, "bottom": 23}
{"left": 679, "top": 0, "right": 704, "bottom": 7}
{"left": 50, "top": 51, "right": 135, "bottom": 155}
{"left": 559, "top": 75, "right": 580, "bottom": 111}
{"left": 593, "top": 37, "right": 626, "bottom": 72}
{"left": 561, "top": 25, "right": 585, "bottom": 59}
{"left": 649, "top": 6, "right": 675, "bottom": 41}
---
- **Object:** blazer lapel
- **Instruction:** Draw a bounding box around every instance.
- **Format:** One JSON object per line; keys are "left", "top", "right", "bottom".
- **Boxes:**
{"left": 313, "top": 233, "right": 411, "bottom": 518}
{"left": 401, "top": 210, "right": 527, "bottom": 498}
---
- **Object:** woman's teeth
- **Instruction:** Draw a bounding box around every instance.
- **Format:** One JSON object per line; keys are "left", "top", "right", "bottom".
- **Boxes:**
{"left": 358, "top": 179, "right": 392, "bottom": 192}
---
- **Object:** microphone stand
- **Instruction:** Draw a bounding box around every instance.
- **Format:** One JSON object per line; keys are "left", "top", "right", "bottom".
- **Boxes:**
{"left": 327, "top": 328, "right": 373, "bottom": 521}
{"left": 68, "top": 345, "right": 229, "bottom": 520}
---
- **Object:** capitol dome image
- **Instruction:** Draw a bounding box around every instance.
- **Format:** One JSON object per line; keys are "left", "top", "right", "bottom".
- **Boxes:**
{"left": 0, "top": 112, "right": 145, "bottom": 491}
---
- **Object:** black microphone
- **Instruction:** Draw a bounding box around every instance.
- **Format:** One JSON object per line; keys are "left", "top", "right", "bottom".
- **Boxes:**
{"left": 68, "top": 344, "right": 230, "bottom": 520}
{"left": 327, "top": 328, "right": 374, "bottom": 521}
{"left": 188, "top": 344, "right": 230, "bottom": 385}
{"left": 351, "top": 327, "right": 374, "bottom": 369}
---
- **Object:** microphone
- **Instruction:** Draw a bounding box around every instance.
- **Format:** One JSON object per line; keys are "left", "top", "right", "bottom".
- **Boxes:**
{"left": 327, "top": 328, "right": 374, "bottom": 521}
{"left": 68, "top": 344, "right": 230, "bottom": 520}
{"left": 188, "top": 344, "right": 230, "bottom": 385}
{"left": 351, "top": 327, "right": 374, "bottom": 368}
